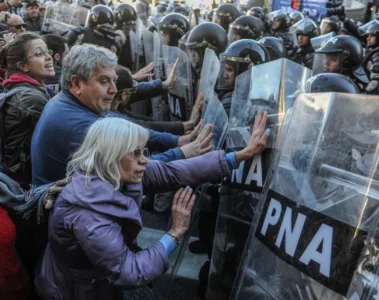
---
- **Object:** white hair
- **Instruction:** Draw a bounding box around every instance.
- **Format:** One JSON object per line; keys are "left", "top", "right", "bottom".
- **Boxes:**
{"left": 67, "top": 117, "right": 149, "bottom": 190}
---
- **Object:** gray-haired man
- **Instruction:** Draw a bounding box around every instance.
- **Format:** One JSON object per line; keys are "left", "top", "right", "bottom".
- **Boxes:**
{"left": 31, "top": 44, "right": 211, "bottom": 186}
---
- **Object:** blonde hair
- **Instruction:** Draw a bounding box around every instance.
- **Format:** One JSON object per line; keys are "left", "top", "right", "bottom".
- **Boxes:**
{"left": 67, "top": 117, "right": 149, "bottom": 190}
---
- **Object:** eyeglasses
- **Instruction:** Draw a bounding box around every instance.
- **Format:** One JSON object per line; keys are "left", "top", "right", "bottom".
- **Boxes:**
{"left": 8, "top": 23, "right": 26, "bottom": 29}
{"left": 131, "top": 148, "right": 149, "bottom": 158}
{"left": 24, "top": 48, "right": 53, "bottom": 61}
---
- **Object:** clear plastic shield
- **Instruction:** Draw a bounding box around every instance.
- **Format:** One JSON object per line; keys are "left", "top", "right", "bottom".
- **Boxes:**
{"left": 198, "top": 48, "right": 221, "bottom": 117}
{"left": 201, "top": 92, "right": 229, "bottom": 150}
{"left": 312, "top": 52, "right": 344, "bottom": 76}
{"left": 206, "top": 59, "right": 312, "bottom": 300}
{"left": 42, "top": 3, "right": 88, "bottom": 35}
{"left": 162, "top": 45, "right": 193, "bottom": 121}
{"left": 358, "top": 19, "right": 379, "bottom": 36}
{"left": 232, "top": 92, "right": 379, "bottom": 300}
{"left": 151, "top": 31, "right": 167, "bottom": 121}
{"left": 143, "top": 30, "right": 154, "bottom": 65}
{"left": 311, "top": 32, "right": 336, "bottom": 51}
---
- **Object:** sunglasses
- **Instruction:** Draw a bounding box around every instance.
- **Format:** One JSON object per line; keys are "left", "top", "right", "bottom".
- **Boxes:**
{"left": 9, "top": 23, "right": 26, "bottom": 29}
{"left": 131, "top": 148, "right": 149, "bottom": 158}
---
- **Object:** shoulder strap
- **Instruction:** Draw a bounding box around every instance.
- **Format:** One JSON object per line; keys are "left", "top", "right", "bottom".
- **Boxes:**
{"left": 0, "top": 86, "right": 34, "bottom": 108}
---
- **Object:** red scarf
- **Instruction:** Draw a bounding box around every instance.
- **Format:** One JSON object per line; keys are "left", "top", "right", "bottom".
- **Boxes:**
{"left": 2, "top": 73, "right": 43, "bottom": 88}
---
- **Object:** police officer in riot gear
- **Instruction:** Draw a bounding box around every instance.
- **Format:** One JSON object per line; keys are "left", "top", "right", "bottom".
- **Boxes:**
{"left": 114, "top": 3, "right": 138, "bottom": 30}
{"left": 66, "top": 5, "right": 123, "bottom": 54}
{"left": 313, "top": 35, "right": 363, "bottom": 87}
{"left": 290, "top": 18, "right": 318, "bottom": 69}
{"left": 172, "top": 5, "right": 190, "bottom": 16}
{"left": 205, "top": 9, "right": 215, "bottom": 22}
{"left": 248, "top": 6, "right": 265, "bottom": 22}
{"left": 217, "top": 39, "right": 269, "bottom": 115}
{"left": 135, "top": 0, "right": 151, "bottom": 26}
{"left": 158, "top": 12, "right": 189, "bottom": 47}
{"left": 212, "top": 3, "right": 241, "bottom": 33}
{"left": 269, "top": 10, "right": 295, "bottom": 52}
{"left": 113, "top": 3, "right": 140, "bottom": 69}
{"left": 289, "top": 10, "right": 304, "bottom": 26}
{"left": 186, "top": 22, "right": 228, "bottom": 74}
{"left": 258, "top": 36, "right": 287, "bottom": 61}
{"left": 305, "top": 73, "right": 360, "bottom": 94}
{"left": 359, "top": 20, "right": 379, "bottom": 94}
{"left": 228, "top": 15, "right": 263, "bottom": 43}
{"left": 320, "top": 15, "right": 339, "bottom": 35}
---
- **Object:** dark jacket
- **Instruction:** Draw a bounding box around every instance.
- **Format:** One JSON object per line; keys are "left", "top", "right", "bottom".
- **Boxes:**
{"left": 35, "top": 150, "right": 231, "bottom": 300}
{"left": 2, "top": 74, "right": 50, "bottom": 185}
{"left": 117, "top": 108, "right": 185, "bottom": 135}
{"left": 31, "top": 90, "right": 183, "bottom": 186}
{"left": 24, "top": 16, "right": 43, "bottom": 32}
{"left": 291, "top": 46, "right": 314, "bottom": 70}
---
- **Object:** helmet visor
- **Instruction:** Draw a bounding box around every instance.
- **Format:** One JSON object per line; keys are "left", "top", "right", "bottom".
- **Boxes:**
{"left": 358, "top": 19, "right": 379, "bottom": 36}
{"left": 217, "top": 57, "right": 237, "bottom": 90}
{"left": 312, "top": 52, "right": 344, "bottom": 75}
{"left": 320, "top": 19, "right": 337, "bottom": 35}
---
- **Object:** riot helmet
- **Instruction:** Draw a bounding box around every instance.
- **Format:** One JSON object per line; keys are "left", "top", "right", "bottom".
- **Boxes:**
{"left": 358, "top": 19, "right": 379, "bottom": 49}
{"left": 179, "top": 30, "right": 190, "bottom": 52}
{"left": 313, "top": 35, "right": 363, "bottom": 75}
{"left": 320, "top": 16, "right": 339, "bottom": 35}
{"left": 248, "top": 6, "right": 265, "bottom": 22}
{"left": 186, "top": 22, "right": 228, "bottom": 72}
{"left": 205, "top": 9, "right": 215, "bottom": 22}
{"left": 87, "top": 5, "right": 115, "bottom": 28}
{"left": 268, "top": 10, "right": 289, "bottom": 32}
{"left": 217, "top": 39, "right": 268, "bottom": 90}
{"left": 114, "top": 4, "right": 137, "bottom": 29}
{"left": 304, "top": 73, "right": 360, "bottom": 93}
{"left": 212, "top": 4, "right": 240, "bottom": 32}
{"left": 155, "top": 4, "right": 168, "bottom": 14}
{"left": 289, "top": 10, "right": 304, "bottom": 26}
{"left": 172, "top": 5, "right": 190, "bottom": 16}
{"left": 290, "top": 18, "right": 318, "bottom": 48}
{"left": 228, "top": 15, "right": 263, "bottom": 43}
{"left": 258, "top": 36, "right": 287, "bottom": 61}
{"left": 158, "top": 13, "right": 189, "bottom": 47}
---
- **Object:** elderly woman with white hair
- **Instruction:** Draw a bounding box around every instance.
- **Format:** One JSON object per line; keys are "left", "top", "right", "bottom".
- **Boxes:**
{"left": 35, "top": 111, "right": 269, "bottom": 300}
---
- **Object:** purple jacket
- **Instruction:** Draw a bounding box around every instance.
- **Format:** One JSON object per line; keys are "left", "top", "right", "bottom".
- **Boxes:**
{"left": 35, "top": 151, "right": 231, "bottom": 300}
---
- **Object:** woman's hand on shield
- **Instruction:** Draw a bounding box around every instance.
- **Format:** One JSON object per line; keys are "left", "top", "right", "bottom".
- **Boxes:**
{"left": 132, "top": 62, "right": 154, "bottom": 81}
{"left": 162, "top": 58, "right": 178, "bottom": 91}
{"left": 180, "top": 121, "right": 214, "bottom": 158}
{"left": 168, "top": 187, "right": 196, "bottom": 240}
{"left": 235, "top": 109, "right": 270, "bottom": 163}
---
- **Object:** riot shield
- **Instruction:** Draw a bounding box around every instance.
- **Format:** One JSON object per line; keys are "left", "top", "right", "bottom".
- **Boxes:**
{"left": 198, "top": 48, "right": 220, "bottom": 118}
{"left": 42, "top": 3, "right": 88, "bottom": 35}
{"left": 201, "top": 92, "right": 229, "bottom": 150}
{"left": 206, "top": 59, "right": 312, "bottom": 300}
{"left": 151, "top": 31, "right": 168, "bottom": 121}
{"left": 143, "top": 30, "right": 154, "bottom": 65}
{"left": 162, "top": 45, "right": 193, "bottom": 122}
{"left": 151, "top": 92, "right": 229, "bottom": 298}
{"left": 231, "top": 92, "right": 379, "bottom": 300}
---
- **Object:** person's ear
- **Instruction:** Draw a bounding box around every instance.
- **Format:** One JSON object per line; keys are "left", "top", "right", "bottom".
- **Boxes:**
{"left": 16, "top": 61, "right": 30, "bottom": 73}
{"left": 70, "top": 75, "right": 82, "bottom": 96}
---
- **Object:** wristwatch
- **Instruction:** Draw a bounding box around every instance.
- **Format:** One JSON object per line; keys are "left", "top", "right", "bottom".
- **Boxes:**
{"left": 166, "top": 231, "right": 181, "bottom": 245}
